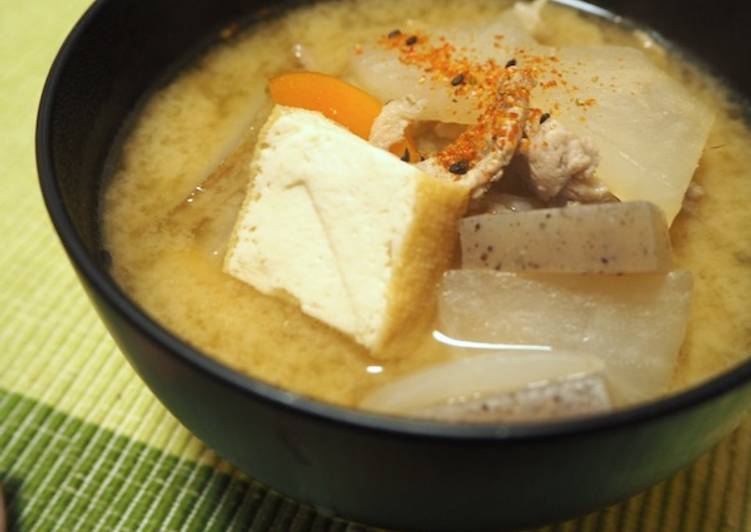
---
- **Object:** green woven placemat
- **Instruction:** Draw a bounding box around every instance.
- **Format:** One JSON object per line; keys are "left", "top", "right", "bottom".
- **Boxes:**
{"left": 2, "top": 1, "right": 751, "bottom": 530}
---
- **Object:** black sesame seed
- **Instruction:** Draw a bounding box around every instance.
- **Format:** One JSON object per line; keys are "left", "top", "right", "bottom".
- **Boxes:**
{"left": 475, "top": 223, "right": 481, "bottom": 232}
{"left": 449, "top": 159, "right": 470, "bottom": 175}
{"left": 406, "top": 35, "right": 418, "bottom": 46}
{"left": 540, "top": 112, "right": 551, "bottom": 124}
{"left": 505, "top": 58, "right": 517, "bottom": 68}
{"left": 388, "top": 29, "right": 402, "bottom": 39}
{"left": 451, "top": 73, "right": 465, "bottom": 86}
{"left": 401, "top": 148, "right": 411, "bottom": 162}
{"left": 601, "top": 257, "right": 609, "bottom": 265}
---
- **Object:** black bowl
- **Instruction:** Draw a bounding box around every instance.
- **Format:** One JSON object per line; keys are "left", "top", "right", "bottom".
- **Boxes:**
{"left": 36, "top": 1, "right": 751, "bottom": 530}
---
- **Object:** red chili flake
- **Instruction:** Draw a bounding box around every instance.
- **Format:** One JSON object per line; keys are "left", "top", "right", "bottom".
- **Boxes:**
{"left": 575, "top": 97, "right": 597, "bottom": 108}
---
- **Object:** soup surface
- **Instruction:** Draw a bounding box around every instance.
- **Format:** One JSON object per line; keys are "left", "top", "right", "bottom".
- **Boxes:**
{"left": 103, "top": 0, "right": 751, "bottom": 414}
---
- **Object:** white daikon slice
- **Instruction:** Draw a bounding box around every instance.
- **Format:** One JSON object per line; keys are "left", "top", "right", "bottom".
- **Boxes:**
{"left": 361, "top": 350, "right": 605, "bottom": 415}
{"left": 439, "top": 271, "right": 693, "bottom": 404}
{"left": 350, "top": 16, "right": 537, "bottom": 124}
{"left": 531, "top": 46, "right": 714, "bottom": 223}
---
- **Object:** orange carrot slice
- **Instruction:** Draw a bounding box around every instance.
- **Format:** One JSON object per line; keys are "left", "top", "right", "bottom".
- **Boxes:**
{"left": 269, "top": 71, "right": 421, "bottom": 162}
{"left": 391, "top": 137, "right": 421, "bottom": 163}
{"left": 269, "top": 72, "right": 382, "bottom": 139}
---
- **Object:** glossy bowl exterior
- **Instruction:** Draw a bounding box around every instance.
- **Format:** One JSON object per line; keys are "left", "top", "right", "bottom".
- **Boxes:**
{"left": 37, "top": 1, "right": 751, "bottom": 530}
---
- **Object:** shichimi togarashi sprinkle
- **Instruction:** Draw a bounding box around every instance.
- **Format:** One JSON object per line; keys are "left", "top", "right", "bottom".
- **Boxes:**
{"left": 377, "top": 29, "right": 593, "bottom": 173}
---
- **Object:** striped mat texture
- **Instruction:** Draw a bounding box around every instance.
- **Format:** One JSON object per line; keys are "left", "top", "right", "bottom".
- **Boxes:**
{"left": 1, "top": 1, "right": 751, "bottom": 530}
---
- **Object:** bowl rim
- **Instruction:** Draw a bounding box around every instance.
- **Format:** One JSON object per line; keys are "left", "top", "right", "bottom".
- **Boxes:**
{"left": 36, "top": 0, "right": 751, "bottom": 442}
